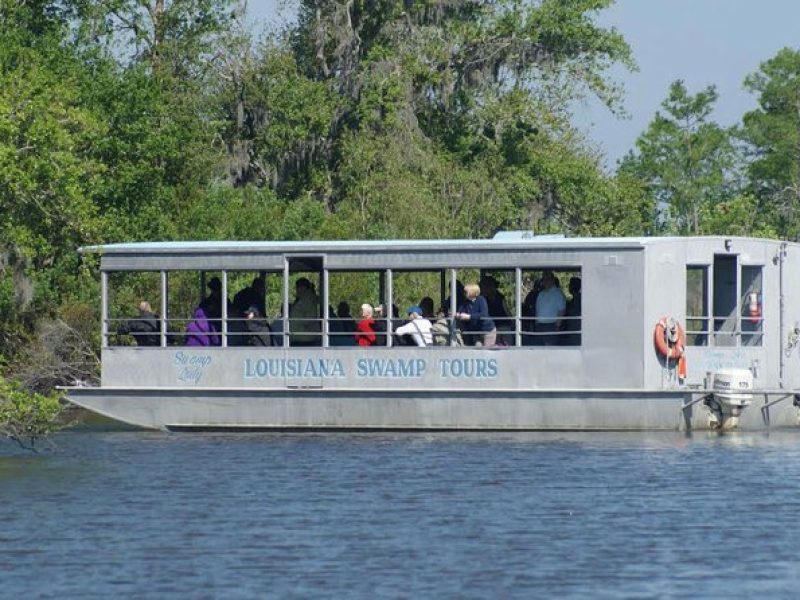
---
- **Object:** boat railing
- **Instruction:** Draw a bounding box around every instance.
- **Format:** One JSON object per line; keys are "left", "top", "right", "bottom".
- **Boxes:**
{"left": 685, "top": 314, "right": 764, "bottom": 347}
{"left": 106, "top": 314, "right": 584, "bottom": 348}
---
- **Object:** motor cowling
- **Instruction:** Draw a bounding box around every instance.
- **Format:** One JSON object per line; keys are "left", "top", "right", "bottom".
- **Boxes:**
{"left": 706, "top": 368, "right": 754, "bottom": 429}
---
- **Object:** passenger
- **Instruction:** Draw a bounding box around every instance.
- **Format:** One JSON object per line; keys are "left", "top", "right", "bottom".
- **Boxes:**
{"left": 480, "top": 275, "right": 511, "bottom": 342}
{"left": 186, "top": 307, "right": 215, "bottom": 346}
{"left": 244, "top": 305, "right": 271, "bottom": 346}
{"left": 289, "top": 277, "right": 320, "bottom": 346}
{"left": 233, "top": 274, "right": 266, "bottom": 319}
{"left": 332, "top": 301, "right": 357, "bottom": 346}
{"left": 200, "top": 276, "right": 232, "bottom": 339}
{"left": 522, "top": 277, "right": 543, "bottom": 344}
{"left": 270, "top": 304, "right": 285, "bottom": 347}
{"left": 372, "top": 303, "right": 388, "bottom": 344}
{"left": 534, "top": 270, "right": 566, "bottom": 346}
{"left": 444, "top": 280, "right": 467, "bottom": 313}
{"left": 227, "top": 311, "right": 247, "bottom": 346}
{"left": 456, "top": 283, "right": 496, "bottom": 346}
{"left": 395, "top": 306, "right": 434, "bottom": 347}
{"left": 391, "top": 303, "right": 404, "bottom": 332}
{"left": 116, "top": 300, "right": 161, "bottom": 346}
{"left": 431, "top": 308, "right": 463, "bottom": 346}
{"left": 355, "top": 303, "right": 377, "bottom": 347}
{"left": 562, "top": 276, "right": 582, "bottom": 346}
{"left": 327, "top": 304, "right": 342, "bottom": 345}
{"left": 419, "top": 296, "right": 435, "bottom": 319}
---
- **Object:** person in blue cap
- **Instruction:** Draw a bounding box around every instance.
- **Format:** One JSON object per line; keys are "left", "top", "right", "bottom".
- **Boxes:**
{"left": 395, "top": 305, "right": 433, "bottom": 347}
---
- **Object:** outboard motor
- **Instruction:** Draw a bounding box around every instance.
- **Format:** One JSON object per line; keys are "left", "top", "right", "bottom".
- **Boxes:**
{"left": 705, "top": 369, "right": 754, "bottom": 430}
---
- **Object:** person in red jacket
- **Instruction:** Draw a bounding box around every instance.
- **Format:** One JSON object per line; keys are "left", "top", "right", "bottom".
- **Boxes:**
{"left": 355, "top": 303, "right": 377, "bottom": 346}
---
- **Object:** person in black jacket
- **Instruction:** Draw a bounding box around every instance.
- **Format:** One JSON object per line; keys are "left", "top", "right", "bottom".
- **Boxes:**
{"left": 244, "top": 305, "right": 272, "bottom": 346}
{"left": 117, "top": 301, "right": 161, "bottom": 346}
{"left": 455, "top": 283, "right": 496, "bottom": 346}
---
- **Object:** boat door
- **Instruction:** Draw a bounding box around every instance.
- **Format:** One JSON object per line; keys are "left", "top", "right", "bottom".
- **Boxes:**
{"left": 283, "top": 255, "right": 325, "bottom": 389}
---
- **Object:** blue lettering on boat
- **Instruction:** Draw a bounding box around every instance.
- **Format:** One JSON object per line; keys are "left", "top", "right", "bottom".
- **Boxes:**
{"left": 355, "top": 358, "right": 427, "bottom": 378}
{"left": 440, "top": 358, "right": 498, "bottom": 379}
{"left": 243, "top": 358, "right": 345, "bottom": 379}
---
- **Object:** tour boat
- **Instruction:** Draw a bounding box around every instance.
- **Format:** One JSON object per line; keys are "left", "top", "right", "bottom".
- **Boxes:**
{"left": 64, "top": 233, "right": 800, "bottom": 431}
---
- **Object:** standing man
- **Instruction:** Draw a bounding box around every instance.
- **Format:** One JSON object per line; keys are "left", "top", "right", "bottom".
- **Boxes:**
{"left": 289, "top": 277, "right": 320, "bottom": 346}
{"left": 534, "top": 271, "right": 566, "bottom": 346}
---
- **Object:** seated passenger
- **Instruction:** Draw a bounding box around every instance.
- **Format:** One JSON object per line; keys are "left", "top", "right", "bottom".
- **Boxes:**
{"left": 200, "top": 276, "right": 232, "bottom": 339}
{"left": 419, "top": 297, "right": 435, "bottom": 319}
{"left": 116, "top": 300, "right": 161, "bottom": 346}
{"left": 522, "top": 277, "right": 543, "bottom": 344}
{"left": 355, "top": 304, "right": 377, "bottom": 347}
{"left": 395, "top": 306, "right": 433, "bottom": 347}
{"left": 244, "top": 305, "right": 271, "bottom": 346}
{"left": 331, "top": 301, "right": 357, "bottom": 346}
{"left": 186, "top": 307, "right": 216, "bottom": 347}
{"left": 456, "top": 283, "right": 496, "bottom": 346}
{"left": 270, "top": 304, "right": 285, "bottom": 347}
{"left": 233, "top": 274, "right": 266, "bottom": 318}
{"left": 431, "top": 308, "right": 463, "bottom": 346}
{"left": 562, "top": 276, "right": 582, "bottom": 346}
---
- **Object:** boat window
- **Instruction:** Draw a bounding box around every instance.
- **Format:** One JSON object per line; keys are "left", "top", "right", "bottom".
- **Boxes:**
{"left": 686, "top": 266, "right": 709, "bottom": 346}
{"left": 477, "top": 270, "right": 516, "bottom": 346}
{"left": 285, "top": 269, "right": 322, "bottom": 347}
{"left": 520, "top": 268, "right": 582, "bottom": 346}
{"left": 740, "top": 265, "right": 763, "bottom": 347}
{"left": 712, "top": 255, "right": 738, "bottom": 347}
{"left": 103, "top": 264, "right": 583, "bottom": 350}
{"left": 391, "top": 270, "right": 447, "bottom": 346}
{"left": 226, "top": 270, "right": 278, "bottom": 347}
{"left": 689, "top": 256, "right": 765, "bottom": 348}
{"left": 107, "top": 271, "right": 162, "bottom": 347}
{"left": 327, "top": 270, "right": 386, "bottom": 346}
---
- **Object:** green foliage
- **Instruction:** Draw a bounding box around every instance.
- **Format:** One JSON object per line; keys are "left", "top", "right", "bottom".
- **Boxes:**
{"left": 0, "top": 16, "right": 105, "bottom": 267}
{"left": 0, "top": 374, "right": 62, "bottom": 450}
{"left": 741, "top": 48, "right": 800, "bottom": 239}
{"left": 619, "top": 80, "right": 739, "bottom": 235}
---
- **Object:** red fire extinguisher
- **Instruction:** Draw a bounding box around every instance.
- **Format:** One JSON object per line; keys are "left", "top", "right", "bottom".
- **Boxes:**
{"left": 748, "top": 292, "right": 761, "bottom": 324}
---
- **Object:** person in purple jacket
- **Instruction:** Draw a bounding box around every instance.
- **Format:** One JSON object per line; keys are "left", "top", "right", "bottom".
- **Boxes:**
{"left": 186, "top": 307, "right": 216, "bottom": 346}
{"left": 455, "top": 283, "right": 496, "bottom": 346}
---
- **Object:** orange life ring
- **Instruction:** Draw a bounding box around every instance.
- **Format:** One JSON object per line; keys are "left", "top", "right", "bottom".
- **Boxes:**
{"left": 654, "top": 317, "right": 685, "bottom": 360}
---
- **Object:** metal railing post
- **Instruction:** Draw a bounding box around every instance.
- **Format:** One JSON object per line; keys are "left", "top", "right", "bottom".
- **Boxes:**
{"left": 101, "top": 271, "right": 108, "bottom": 348}
{"left": 160, "top": 270, "right": 168, "bottom": 347}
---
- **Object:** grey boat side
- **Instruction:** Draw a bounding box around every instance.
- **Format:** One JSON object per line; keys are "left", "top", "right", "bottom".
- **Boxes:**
{"left": 64, "top": 385, "right": 800, "bottom": 432}
{"left": 64, "top": 234, "right": 800, "bottom": 431}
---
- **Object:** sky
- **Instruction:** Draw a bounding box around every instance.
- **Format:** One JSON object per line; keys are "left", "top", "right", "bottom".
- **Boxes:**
{"left": 246, "top": 0, "right": 800, "bottom": 167}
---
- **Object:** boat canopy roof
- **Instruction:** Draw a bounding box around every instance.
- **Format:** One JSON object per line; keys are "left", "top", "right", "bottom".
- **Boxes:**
{"left": 80, "top": 234, "right": 791, "bottom": 271}
{"left": 81, "top": 234, "right": 786, "bottom": 256}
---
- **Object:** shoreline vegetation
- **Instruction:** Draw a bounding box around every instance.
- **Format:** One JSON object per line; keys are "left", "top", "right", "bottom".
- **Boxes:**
{"left": 2, "top": 1, "right": 799, "bottom": 447}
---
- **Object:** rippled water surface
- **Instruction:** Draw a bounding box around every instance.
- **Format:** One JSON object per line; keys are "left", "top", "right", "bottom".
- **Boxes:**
{"left": 3, "top": 428, "right": 800, "bottom": 598}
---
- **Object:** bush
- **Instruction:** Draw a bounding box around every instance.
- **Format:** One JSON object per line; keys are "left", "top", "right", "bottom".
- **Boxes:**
{"left": 0, "top": 375, "right": 62, "bottom": 451}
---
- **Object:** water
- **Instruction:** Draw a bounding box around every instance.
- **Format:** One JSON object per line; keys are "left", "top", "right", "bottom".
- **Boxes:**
{"left": 3, "top": 429, "right": 800, "bottom": 599}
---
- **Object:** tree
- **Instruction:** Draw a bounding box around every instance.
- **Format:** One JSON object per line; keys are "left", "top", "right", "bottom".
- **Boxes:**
{"left": 73, "top": 0, "right": 240, "bottom": 75}
{"left": 0, "top": 374, "right": 62, "bottom": 451}
{"left": 742, "top": 48, "right": 800, "bottom": 239}
{"left": 619, "top": 80, "right": 739, "bottom": 234}
{"left": 0, "top": 2, "right": 106, "bottom": 318}
{"left": 219, "top": 0, "right": 637, "bottom": 236}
